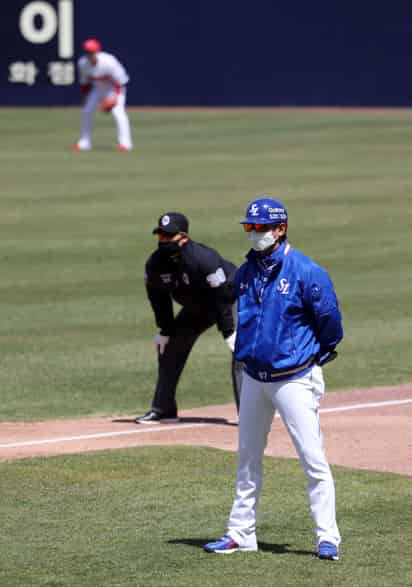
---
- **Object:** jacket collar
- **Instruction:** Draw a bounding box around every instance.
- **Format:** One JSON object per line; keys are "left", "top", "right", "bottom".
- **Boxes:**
{"left": 247, "top": 240, "right": 290, "bottom": 273}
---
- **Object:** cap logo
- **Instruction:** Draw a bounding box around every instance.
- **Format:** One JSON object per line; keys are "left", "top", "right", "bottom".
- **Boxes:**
{"left": 161, "top": 215, "right": 170, "bottom": 226}
{"left": 249, "top": 204, "right": 259, "bottom": 216}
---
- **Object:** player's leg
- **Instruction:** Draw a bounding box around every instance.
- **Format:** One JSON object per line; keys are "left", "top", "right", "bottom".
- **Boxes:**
{"left": 274, "top": 366, "right": 341, "bottom": 550}
{"left": 77, "top": 89, "right": 100, "bottom": 150}
{"left": 226, "top": 373, "right": 274, "bottom": 549}
{"left": 137, "top": 309, "right": 215, "bottom": 422}
{"left": 111, "top": 89, "right": 133, "bottom": 150}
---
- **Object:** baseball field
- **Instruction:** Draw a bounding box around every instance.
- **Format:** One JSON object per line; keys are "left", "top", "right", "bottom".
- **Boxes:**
{"left": 1, "top": 107, "right": 411, "bottom": 586}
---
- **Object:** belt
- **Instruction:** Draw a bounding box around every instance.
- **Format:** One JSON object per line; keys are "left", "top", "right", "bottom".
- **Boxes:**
{"left": 269, "top": 356, "right": 316, "bottom": 380}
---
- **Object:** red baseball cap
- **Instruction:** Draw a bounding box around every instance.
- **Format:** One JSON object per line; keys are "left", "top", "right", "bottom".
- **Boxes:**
{"left": 83, "top": 38, "right": 101, "bottom": 53}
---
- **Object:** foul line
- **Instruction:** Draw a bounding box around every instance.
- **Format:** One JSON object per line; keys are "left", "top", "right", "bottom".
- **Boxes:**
{"left": 319, "top": 398, "right": 412, "bottom": 414}
{"left": 0, "top": 423, "right": 207, "bottom": 449}
{"left": 0, "top": 398, "right": 411, "bottom": 450}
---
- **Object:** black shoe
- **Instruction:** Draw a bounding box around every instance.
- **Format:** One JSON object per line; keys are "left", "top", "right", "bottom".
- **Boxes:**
{"left": 135, "top": 410, "right": 179, "bottom": 424}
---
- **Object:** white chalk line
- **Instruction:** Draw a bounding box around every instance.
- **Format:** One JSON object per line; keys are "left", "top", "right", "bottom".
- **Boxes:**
{"left": 0, "top": 423, "right": 207, "bottom": 449}
{"left": 0, "top": 397, "right": 411, "bottom": 450}
{"left": 320, "top": 398, "right": 412, "bottom": 413}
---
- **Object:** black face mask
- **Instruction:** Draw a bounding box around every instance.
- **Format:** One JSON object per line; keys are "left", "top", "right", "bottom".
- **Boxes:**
{"left": 158, "top": 240, "right": 182, "bottom": 261}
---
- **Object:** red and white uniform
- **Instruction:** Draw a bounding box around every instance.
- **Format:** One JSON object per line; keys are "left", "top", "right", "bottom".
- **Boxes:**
{"left": 76, "top": 51, "right": 133, "bottom": 150}
{"left": 78, "top": 51, "right": 129, "bottom": 94}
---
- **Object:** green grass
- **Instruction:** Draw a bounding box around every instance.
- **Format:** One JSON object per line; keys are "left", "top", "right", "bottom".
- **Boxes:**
{"left": 1, "top": 108, "right": 412, "bottom": 420}
{"left": 1, "top": 111, "right": 411, "bottom": 587}
{"left": 0, "top": 446, "right": 410, "bottom": 586}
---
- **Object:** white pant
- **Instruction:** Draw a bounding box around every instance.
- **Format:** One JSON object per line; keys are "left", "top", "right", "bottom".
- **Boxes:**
{"left": 227, "top": 366, "right": 341, "bottom": 549}
{"left": 78, "top": 87, "right": 132, "bottom": 149}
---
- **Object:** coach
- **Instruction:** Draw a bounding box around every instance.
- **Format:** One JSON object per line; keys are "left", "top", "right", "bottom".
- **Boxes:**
{"left": 204, "top": 197, "right": 343, "bottom": 559}
{"left": 136, "top": 212, "right": 240, "bottom": 423}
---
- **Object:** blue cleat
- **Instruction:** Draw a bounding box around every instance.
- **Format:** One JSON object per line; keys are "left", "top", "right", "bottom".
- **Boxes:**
{"left": 204, "top": 534, "right": 240, "bottom": 554}
{"left": 318, "top": 541, "right": 339, "bottom": 561}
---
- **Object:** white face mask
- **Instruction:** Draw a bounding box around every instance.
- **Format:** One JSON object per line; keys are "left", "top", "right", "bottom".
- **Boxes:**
{"left": 248, "top": 230, "right": 277, "bottom": 252}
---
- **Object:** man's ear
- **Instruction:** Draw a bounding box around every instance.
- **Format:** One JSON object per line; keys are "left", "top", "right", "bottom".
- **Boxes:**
{"left": 277, "top": 223, "right": 287, "bottom": 236}
{"left": 178, "top": 233, "right": 189, "bottom": 246}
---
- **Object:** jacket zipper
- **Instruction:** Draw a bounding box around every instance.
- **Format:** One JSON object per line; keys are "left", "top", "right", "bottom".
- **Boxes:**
{"left": 251, "top": 275, "right": 267, "bottom": 359}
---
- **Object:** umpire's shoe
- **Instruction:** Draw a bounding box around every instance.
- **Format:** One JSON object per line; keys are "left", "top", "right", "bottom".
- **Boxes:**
{"left": 135, "top": 410, "right": 179, "bottom": 424}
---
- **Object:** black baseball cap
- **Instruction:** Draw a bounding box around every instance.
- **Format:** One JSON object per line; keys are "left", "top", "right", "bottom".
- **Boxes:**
{"left": 152, "top": 212, "right": 189, "bottom": 234}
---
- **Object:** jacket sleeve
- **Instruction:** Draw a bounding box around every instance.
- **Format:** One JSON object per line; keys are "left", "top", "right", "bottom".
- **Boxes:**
{"left": 144, "top": 259, "right": 175, "bottom": 336}
{"left": 212, "top": 285, "right": 236, "bottom": 338}
{"left": 303, "top": 265, "right": 343, "bottom": 353}
{"left": 198, "top": 250, "right": 236, "bottom": 339}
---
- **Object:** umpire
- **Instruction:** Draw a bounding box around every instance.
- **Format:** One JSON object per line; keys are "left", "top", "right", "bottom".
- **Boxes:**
{"left": 136, "top": 211, "right": 240, "bottom": 424}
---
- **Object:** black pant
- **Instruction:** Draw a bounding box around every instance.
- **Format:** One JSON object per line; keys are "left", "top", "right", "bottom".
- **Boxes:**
{"left": 151, "top": 307, "right": 241, "bottom": 416}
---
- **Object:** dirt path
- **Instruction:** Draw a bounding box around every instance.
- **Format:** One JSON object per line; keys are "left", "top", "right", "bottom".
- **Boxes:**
{"left": 1, "top": 384, "right": 411, "bottom": 475}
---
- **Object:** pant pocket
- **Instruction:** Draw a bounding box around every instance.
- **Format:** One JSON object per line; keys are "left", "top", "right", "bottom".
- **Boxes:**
{"left": 310, "top": 365, "right": 325, "bottom": 408}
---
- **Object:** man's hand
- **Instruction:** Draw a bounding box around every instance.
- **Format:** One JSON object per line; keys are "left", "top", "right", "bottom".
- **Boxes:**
{"left": 224, "top": 331, "right": 236, "bottom": 353}
{"left": 154, "top": 334, "right": 170, "bottom": 355}
{"left": 99, "top": 94, "right": 117, "bottom": 112}
{"left": 316, "top": 349, "right": 338, "bottom": 366}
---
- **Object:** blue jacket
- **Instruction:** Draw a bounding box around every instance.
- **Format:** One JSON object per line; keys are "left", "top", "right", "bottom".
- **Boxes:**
{"left": 234, "top": 241, "right": 343, "bottom": 382}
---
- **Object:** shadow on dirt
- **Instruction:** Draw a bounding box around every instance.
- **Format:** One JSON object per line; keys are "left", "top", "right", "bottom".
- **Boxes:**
{"left": 111, "top": 416, "right": 237, "bottom": 426}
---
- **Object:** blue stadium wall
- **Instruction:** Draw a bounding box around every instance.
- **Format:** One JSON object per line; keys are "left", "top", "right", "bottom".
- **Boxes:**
{"left": 2, "top": 0, "right": 412, "bottom": 106}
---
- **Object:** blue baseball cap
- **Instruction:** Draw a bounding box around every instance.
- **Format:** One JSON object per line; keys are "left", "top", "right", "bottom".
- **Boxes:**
{"left": 241, "top": 197, "right": 288, "bottom": 224}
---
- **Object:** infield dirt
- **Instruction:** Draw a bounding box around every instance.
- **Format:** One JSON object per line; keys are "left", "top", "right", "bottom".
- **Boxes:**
{"left": 0, "top": 384, "right": 411, "bottom": 475}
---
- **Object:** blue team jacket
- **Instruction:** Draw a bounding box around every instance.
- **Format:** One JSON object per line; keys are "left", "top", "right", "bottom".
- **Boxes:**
{"left": 234, "top": 241, "right": 343, "bottom": 382}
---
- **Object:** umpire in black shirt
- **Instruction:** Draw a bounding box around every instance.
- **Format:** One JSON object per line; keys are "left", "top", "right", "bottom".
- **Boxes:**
{"left": 136, "top": 212, "right": 240, "bottom": 423}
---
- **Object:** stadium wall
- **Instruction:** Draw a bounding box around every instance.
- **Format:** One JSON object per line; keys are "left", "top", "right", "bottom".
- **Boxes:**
{"left": 2, "top": 0, "right": 412, "bottom": 107}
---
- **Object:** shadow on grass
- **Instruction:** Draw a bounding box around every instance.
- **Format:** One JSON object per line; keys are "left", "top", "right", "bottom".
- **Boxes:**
{"left": 112, "top": 417, "right": 237, "bottom": 426}
{"left": 168, "top": 538, "right": 314, "bottom": 557}
{"left": 71, "top": 145, "right": 126, "bottom": 153}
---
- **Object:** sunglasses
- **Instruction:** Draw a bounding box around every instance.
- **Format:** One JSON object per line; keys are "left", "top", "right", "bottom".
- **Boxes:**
{"left": 242, "top": 223, "right": 276, "bottom": 233}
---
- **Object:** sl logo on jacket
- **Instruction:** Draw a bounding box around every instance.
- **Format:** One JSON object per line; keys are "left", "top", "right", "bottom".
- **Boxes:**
{"left": 277, "top": 278, "right": 290, "bottom": 295}
{"left": 234, "top": 241, "right": 343, "bottom": 382}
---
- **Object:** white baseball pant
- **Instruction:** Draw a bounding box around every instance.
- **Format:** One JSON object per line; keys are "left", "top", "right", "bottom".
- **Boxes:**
{"left": 227, "top": 366, "right": 341, "bottom": 550}
{"left": 77, "top": 87, "right": 132, "bottom": 149}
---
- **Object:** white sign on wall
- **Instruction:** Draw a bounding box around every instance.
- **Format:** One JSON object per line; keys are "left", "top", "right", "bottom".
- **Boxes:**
{"left": 9, "top": 0, "right": 75, "bottom": 86}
